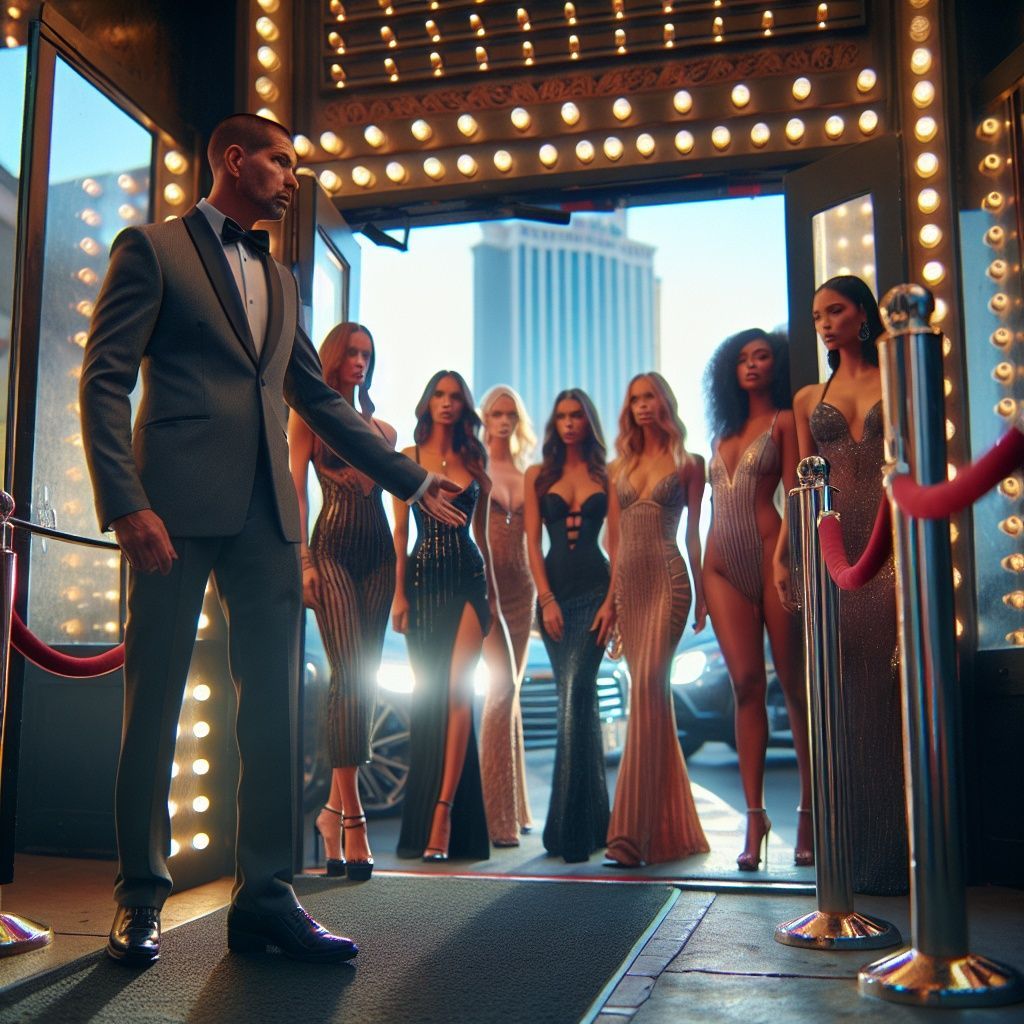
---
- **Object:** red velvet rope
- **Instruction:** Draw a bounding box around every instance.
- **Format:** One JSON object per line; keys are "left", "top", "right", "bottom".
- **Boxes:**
{"left": 817, "top": 498, "right": 893, "bottom": 591}
{"left": 11, "top": 610, "right": 124, "bottom": 677}
{"left": 890, "top": 426, "right": 1024, "bottom": 519}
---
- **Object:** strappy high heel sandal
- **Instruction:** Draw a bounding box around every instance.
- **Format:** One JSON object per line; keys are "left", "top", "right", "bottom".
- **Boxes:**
{"left": 422, "top": 800, "right": 453, "bottom": 863}
{"left": 736, "top": 808, "right": 771, "bottom": 872}
{"left": 794, "top": 806, "right": 815, "bottom": 866}
{"left": 342, "top": 814, "right": 374, "bottom": 881}
{"left": 316, "top": 805, "right": 346, "bottom": 877}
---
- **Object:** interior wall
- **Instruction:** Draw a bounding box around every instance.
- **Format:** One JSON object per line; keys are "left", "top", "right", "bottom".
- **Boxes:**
{"left": 47, "top": 0, "right": 239, "bottom": 146}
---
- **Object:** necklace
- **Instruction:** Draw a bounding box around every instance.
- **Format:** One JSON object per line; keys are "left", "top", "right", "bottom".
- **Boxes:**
{"left": 440, "top": 451, "right": 450, "bottom": 471}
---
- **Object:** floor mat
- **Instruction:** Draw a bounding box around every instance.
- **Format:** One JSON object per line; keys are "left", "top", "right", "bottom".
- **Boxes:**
{"left": 0, "top": 874, "right": 676, "bottom": 1024}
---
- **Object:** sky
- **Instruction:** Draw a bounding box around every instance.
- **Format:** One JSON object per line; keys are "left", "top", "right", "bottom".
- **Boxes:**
{"left": 0, "top": 51, "right": 151, "bottom": 183}
{"left": 357, "top": 195, "right": 789, "bottom": 464}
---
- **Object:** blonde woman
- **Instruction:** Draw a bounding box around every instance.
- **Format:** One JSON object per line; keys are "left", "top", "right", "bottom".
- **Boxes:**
{"left": 478, "top": 385, "right": 537, "bottom": 845}
{"left": 605, "top": 372, "right": 710, "bottom": 867}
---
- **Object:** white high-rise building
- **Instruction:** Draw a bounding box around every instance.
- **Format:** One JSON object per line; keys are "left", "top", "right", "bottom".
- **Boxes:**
{"left": 473, "top": 210, "right": 658, "bottom": 446}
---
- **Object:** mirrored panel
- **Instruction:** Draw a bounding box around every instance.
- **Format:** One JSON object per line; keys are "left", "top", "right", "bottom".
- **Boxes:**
{"left": 28, "top": 56, "right": 153, "bottom": 642}
{"left": 960, "top": 96, "right": 1024, "bottom": 651}
{"left": 0, "top": 44, "right": 28, "bottom": 483}
{"left": 811, "top": 195, "right": 878, "bottom": 379}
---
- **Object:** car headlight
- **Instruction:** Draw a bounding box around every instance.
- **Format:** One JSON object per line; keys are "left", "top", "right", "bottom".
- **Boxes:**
{"left": 671, "top": 650, "right": 707, "bottom": 686}
{"left": 377, "top": 662, "right": 416, "bottom": 694}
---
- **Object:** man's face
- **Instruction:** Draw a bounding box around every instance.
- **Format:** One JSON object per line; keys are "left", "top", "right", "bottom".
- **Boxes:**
{"left": 235, "top": 134, "right": 299, "bottom": 221}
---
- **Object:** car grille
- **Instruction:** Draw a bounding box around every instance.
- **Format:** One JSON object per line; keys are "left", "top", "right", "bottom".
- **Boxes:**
{"left": 520, "top": 670, "right": 627, "bottom": 750}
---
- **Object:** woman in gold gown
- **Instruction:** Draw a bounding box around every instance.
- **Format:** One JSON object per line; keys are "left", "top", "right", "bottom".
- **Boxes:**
{"left": 605, "top": 372, "right": 710, "bottom": 867}
{"left": 478, "top": 385, "right": 536, "bottom": 845}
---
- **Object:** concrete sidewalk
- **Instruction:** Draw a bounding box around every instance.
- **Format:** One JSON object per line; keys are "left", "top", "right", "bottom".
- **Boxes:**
{"left": 595, "top": 886, "right": 1024, "bottom": 1023}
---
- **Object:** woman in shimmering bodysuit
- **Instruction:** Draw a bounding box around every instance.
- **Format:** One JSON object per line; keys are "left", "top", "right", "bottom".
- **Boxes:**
{"left": 524, "top": 389, "right": 617, "bottom": 863}
{"left": 786, "top": 276, "right": 908, "bottom": 896}
{"left": 289, "top": 322, "right": 394, "bottom": 881}
{"left": 393, "top": 371, "right": 492, "bottom": 863}
{"left": 478, "top": 385, "right": 536, "bottom": 845}
{"left": 605, "top": 373, "right": 709, "bottom": 867}
{"left": 703, "top": 330, "right": 810, "bottom": 872}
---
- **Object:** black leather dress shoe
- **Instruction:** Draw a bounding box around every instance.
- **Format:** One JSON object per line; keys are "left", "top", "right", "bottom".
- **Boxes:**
{"left": 107, "top": 906, "right": 161, "bottom": 966}
{"left": 227, "top": 905, "right": 358, "bottom": 963}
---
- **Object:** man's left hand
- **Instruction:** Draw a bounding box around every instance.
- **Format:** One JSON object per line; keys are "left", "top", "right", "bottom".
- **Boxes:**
{"left": 417, "top": 475, "right": 468, "bottom": 527}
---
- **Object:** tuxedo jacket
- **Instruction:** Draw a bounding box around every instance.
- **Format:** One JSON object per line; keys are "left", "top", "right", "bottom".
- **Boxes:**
{"left": 80, "top": 206, "right": 425, "bottom": 541}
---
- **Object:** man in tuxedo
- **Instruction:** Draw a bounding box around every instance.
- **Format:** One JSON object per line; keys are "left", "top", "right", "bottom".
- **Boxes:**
{"left": 80, "top": 113, "right": 460, "bottom": 966}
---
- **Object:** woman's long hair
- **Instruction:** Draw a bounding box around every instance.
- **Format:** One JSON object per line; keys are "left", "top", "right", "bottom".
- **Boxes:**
{"left": 614, "top": 372, "right": 692, "bottom": 481}
{"left": 815, "top": 275, "right": 884, "bottom": 372}
{"left": 479, "top": 384, "right": 537, "bottom": 472}
{"left": 413, "top": 370, "right": 487, "bottom": 480}
{"left": 535, "top": 388, "right": 607, "bottom": 498}
{"left": 320, "top": 322, "right": 376, "bottom": 419}
{"left": 703, "top": 329, "right": 792, "bottom": 441}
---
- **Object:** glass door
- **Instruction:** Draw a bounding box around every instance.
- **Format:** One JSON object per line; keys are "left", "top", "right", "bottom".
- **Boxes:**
{"left": 783, "top": 135, "right": 907, "bottom": 390}
{"left": 286, "top": 172, "right": 371, "bottom": 864}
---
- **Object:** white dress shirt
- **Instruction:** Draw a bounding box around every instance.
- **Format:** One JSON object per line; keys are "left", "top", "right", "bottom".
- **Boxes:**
{"left": 197, "top": 198, "right": 269, "bottom": 357}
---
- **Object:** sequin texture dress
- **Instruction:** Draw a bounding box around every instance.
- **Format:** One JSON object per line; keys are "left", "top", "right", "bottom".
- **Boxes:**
{"left": 539, "top": 490, "right": 611, "bottom": 862}
{"left": 707, "top": 414, "right": 780, "bottom": 605}
{"left": 308, "top": 441, "right": 395, "bottom": 766}
{"left": 809, "top": 399, "right": 909, "bottom": 896}
{"left": 396, "top": 480, "right": 491, "bottom": 860}
{"left": 480, "top": 499, "right": 534, "bottom": 843}
{"left": 607, "top": 471, "right": 710, "bottom": 865}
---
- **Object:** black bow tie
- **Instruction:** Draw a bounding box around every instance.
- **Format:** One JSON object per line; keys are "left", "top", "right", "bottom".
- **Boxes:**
{"left": 221, "top": 218, "right": 270, "bottom": 255}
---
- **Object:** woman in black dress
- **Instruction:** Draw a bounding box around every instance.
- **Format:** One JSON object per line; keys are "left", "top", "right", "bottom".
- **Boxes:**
{"left": 289, "top": 322, "right": 395, "bottom": 881}
{"left": 393, "top": 370, "right": 493, "bottom": 862}
{"left": 524, "top": 389, "right": 618, "bottom": 862}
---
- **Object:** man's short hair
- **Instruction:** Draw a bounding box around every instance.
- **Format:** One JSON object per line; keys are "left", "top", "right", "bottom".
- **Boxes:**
{"left": 207, "top": 113, "right": 293, "bottom": 169}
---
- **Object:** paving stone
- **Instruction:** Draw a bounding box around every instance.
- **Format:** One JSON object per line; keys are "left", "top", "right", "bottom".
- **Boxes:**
{"left": 627, "top": 953, "right": 677, "bottom": 977}
{"left": 632, "top": 969, "right": 1024, "bottom": 1024}
{"left": 605, "top": 974, "right": 657, "bottom": 1008}
{"left": 664, "top": 892, "right": 912, "bottom": 978}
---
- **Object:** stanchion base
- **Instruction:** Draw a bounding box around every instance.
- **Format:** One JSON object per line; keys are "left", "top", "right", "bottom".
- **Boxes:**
{"left": 774, "top": 910, "right": 901, "bottom": 950}
{"left": 859, "top": 947, "right": 1024, "bottom": 1008}
{"left": 0, "top": 912, "right": 53, "bottom": 958}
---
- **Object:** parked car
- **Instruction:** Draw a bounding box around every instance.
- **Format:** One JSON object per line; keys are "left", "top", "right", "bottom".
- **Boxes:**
{"left": 670, "top": 624, "right": 793, "bottom": 758}
{"left": 303, "top": 626, "right": 629, "bottom": 817}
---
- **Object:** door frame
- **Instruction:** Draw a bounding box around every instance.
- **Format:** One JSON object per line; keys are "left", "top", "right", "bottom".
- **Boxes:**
{"left": 783, "top": 134, "right": 907, "bottom": 392}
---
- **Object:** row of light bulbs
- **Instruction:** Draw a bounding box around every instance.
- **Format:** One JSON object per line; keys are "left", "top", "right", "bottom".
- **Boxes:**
{"left": 168, "top": 671, "right": 217, "bottom": 857}
{"left": 975, "top": 113, "right": 1024, "bottom": 645}
{"left": 313, "top": 112, "right": 881, "bottom": 192}
{"left": 252, "top": 0, "right": 289, "bottom": 128}
{"left": 310, "top": 69, "right": 879, "bottom": 161}
{"left": 325, "top": 3, "right": 837, "bottom": 83}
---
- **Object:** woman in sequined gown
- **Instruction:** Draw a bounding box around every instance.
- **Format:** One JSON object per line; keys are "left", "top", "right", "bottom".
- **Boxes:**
{"left": 478, "top": 385, "right": 537, "bottom": 845}
{"left": 787, "top": 275, "right": 909, "bottom": 896}
{"left": 289, "top": 322, "right": 394, "bottom": 876}
{"left": 703, "top": 330, "right": 812, "bottom": 872}
{"left": 606, "top": 373, "right": 710, "bottom": 867}
{"left": 394, "top": 371, "right": 492, "bottom": 862}
{"left": 524, "top": 389, "right": 617, "bottom": 863}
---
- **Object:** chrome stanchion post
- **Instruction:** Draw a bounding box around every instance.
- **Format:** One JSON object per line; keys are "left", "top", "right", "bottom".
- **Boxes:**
{"left": 0, "top": 492, "right": 53, "bottom": 956}
{"left": 858, "top": 285, "right": 1023, "bottom": 1006}
{"left": 775, "top": 458, "right": 899, "bottom": 949}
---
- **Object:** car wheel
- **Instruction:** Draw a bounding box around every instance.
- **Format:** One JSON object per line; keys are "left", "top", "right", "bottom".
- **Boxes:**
{"left": 358, "top": 699, "right": 411, "bottom": 817}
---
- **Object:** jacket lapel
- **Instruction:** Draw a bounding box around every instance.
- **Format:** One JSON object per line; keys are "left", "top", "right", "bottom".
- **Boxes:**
{"left": 259, "top": 257, "right": 286, "bottom": 369}
{"left": 182, "top": 207, "right": 259, "bottom": 367}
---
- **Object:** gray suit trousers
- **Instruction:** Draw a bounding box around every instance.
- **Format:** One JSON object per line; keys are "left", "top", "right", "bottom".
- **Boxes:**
{"left": 114, "top": 454, "right": 301, "bottom": 914}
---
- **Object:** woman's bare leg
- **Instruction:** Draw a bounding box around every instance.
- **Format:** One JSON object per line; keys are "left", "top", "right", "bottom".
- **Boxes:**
{"left": 762, "top": 547, "right": 813, "bottom": 859}
{"left": 705, "top": 563, "right": 771, "bottom": 864}
{"left": 425, "top": 604, "right": 485, "bottom": 855}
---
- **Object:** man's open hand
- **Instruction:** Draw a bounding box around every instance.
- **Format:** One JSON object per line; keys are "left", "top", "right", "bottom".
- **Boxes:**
{"left": 417, "top": 474, "right": 468, "bottom": 527}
